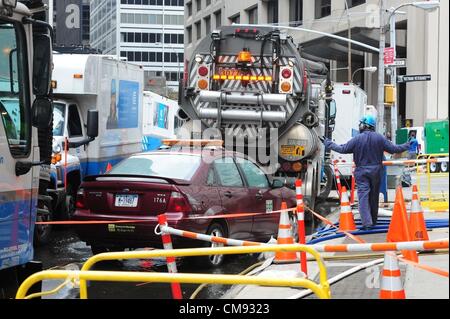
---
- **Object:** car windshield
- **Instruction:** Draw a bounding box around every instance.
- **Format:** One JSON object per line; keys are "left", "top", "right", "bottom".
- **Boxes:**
{"left": 53, "top": 102, "right": 66, "bottom": 136}
{"left": 108, "top": 154, "right": 202, "bottom": 180}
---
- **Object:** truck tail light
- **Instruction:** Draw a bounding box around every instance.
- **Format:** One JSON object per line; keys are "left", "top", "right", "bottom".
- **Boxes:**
{"left": 196, "top": 63, "right": 210, "bottom": 91}
{"left": 279, "top": 65, "right": 294, "bottom": 94}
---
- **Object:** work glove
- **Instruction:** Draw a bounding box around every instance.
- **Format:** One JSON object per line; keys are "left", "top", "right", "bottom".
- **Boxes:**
{"left": 323, "top": 138, "right": 333, "bottom": 149}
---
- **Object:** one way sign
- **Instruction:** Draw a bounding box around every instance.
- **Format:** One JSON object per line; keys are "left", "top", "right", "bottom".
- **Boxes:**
{"left": 397, "top": 74, "right": 431, "bottom": 83}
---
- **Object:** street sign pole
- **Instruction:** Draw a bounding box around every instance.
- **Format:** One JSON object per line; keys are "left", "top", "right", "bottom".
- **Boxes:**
{"left": 390, "top": 13, "right": 398, "bottom": 143}
{"left": 377, "top": 0, "right": 386, "bottom": 135}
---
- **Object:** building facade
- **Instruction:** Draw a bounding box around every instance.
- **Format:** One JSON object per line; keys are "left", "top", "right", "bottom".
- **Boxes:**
{"left": 44, "top": 0, "right": 91, "bottom": 47}
{"left": 90, "top": 0, "right": 185, "bottom": 93}
{"left": 184, "top": 0, "right": 448, "bottom": 130}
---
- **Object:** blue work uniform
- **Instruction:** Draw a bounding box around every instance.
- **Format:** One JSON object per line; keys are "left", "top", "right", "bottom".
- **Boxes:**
{"left": 325, "top": 131, "right": 410, "bottom": 227}
{"left": 408, "top": 137, "right": 419, "bottom": 159}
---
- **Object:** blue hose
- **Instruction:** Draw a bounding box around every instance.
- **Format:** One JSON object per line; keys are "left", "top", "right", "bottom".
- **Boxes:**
{"left": 308, "top": 219, "right": 448, "bottom": 244}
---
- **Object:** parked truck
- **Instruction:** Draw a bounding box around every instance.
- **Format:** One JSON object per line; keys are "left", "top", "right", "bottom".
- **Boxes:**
{"left": 36, "top": 54, "right": 144, "bottom": 244}
{"left": 179, "top": 26, "right": 335, "bottom": 209}
{"left": 1, "top": 0, "right": 54, "bottom": 296}
{"left": 142, "top": 90, "right": 180, "bottom": 151}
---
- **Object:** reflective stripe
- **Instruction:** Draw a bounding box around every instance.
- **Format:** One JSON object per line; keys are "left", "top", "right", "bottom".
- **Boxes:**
{"left": 380, "top": 278, "right": 404, "bottom": 291}
{"left": 297, "top": 213, "right": 304, "bottom": 221}
{"left": 383, "top": 269, "right": 401, "bottom": 277}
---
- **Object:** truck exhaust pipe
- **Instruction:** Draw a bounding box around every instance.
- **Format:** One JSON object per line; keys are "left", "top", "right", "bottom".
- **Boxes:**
{"left": 199, "top": 91, "right": 287, "bottom": 106}
{"left": 199, "top": 108, "right": 287, "bottom": 122}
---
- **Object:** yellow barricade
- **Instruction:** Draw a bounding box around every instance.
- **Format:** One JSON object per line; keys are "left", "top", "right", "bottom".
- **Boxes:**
{"left": 16, "top": 244, "right": 331, "bottom": 299}
{"left": 416, "top": 153, "right": 449, "bottom": 211}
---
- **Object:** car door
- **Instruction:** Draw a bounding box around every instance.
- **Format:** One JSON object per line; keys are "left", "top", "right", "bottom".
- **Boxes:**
{"left": 213, "top": 156, "right": 253, "bottom": 240}
{"left": 235, "top": 157, "right": 281, "bottom": 240}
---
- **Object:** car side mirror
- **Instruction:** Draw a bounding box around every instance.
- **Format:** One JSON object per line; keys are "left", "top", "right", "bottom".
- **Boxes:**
{"left": 33, "top": 34, "right": 52, "bottom": 96}
{"left": 31, "top": 97, "right": 53, "bottom": 129}
{"left": 271, "top": 179, "right": 284, "bottom": 189}
{"left": 87, "top": 110, "right": 99, "bottom": 138}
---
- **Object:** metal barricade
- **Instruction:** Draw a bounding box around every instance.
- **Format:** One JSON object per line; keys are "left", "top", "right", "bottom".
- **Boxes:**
{"left": 415, "top": 153, "right": 449, "bottom": 211}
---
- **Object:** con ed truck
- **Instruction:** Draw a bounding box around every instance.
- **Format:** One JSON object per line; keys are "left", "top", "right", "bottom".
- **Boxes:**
{"left": 37, "top": 54, "right": 144, "bottom": 244}
{"left": 179, "top": 26, "right": 335, "bottom": 208}
{"left": 1, "top": 0, "right": 54, "bottom": 297}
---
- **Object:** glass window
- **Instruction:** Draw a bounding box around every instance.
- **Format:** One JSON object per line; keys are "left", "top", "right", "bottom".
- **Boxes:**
{"left": 108, "top": 154, "right": 201, "bottom": 180}
{"left": 315, "top": 0, "right": 331, "bottom": 18}
{"left": 268, "top": 0, "right": 278, "bottom": 23}
{"left": 214, "top": 157, "right": 243, "bottom": 187}
{"left": 0, "top": 21, "right": 31, "bottom": 157}
{"left": 236, "top": 158, "right": 269, "bottom": 188}
{"left": 204, "top": 16, "right": 211, "bottom": 35}
{"left": 247, "top": 6, "right": 258, "bottom": 24}
{"left": 349, "top": 0, "right": 365, "bottom": 8}
{"left": 214, "top": 10, "right": 222, "bottom": 28}
{"left": 52, "top": 103, "right": 66, "bottom": 136}
{"left": 289, "top": 0, "right": 303, "bottom": 26}
{"left": 67, "top": 104, "right": 83, "bottom": 137}
{"left": 143, "top": 33, "right": 149, "bottom": 43}
{"left": 135, "top": 33, "right": 142, "bottom": 42}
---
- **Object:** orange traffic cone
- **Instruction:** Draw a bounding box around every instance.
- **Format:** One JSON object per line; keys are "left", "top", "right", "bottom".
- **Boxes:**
{"left": 274, "top": 202, "right": 298, "bottom": 264}
{"left": 379, "top": 252, "right": 406, "bottom": 299}
{"left": 338, "top": 187, "right": 356, "bottom": 232}
{"left": 106, "top": 162, "right": 113, "bottom": 172}
{"left": 386, "top": 186, "right": 418, "bottom": 262}
{"left": 409, "top": 185, "right": 429, "bottom": 241}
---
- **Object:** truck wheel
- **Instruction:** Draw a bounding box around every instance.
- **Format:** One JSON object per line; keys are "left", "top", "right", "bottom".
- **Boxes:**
{"left": 429, "top": 160, "right": 440, "bottom": 173}
{"left": 34, "top": 201, "right": 53, "bottom": 246}
{"left": 439, "top": 161, "right": 448, "bottom": 173}
{"left": 318, "top": 165, "right": 333, "bottom": 200}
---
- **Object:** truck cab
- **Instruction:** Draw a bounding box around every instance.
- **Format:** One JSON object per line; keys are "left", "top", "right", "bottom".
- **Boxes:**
{"left": 1, "top": 0, "right": 53, "bottom": 296}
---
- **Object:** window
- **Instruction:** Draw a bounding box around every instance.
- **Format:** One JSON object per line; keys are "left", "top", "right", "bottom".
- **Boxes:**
{"left": 229, "top": 14, "right": 240, "bottom": 24}
{"left": 236, "top": 158, "right": 269, "bottom": 188}
{"left": 349, "top": 0, "right": 365, "bottom": 8}
{"left": 196, "top": 0, "right": 201, "bottom": 12}
{"left": 206, "top": 0, "right": 211, "bottom": 6}
{"left": 247, "top": 6, "right": 258, "bottom": 25}
{"left": 289, "top": 0, "right": 303, "bottom": 26}
{"left": 67, "top": 104, "right": 83, "bottom": 137}
{"left": 214, "top": 157, "right": 243, "bottom": 187}
{"left": 195, "top": 21, "right": 201, "bottom": 41}
{"left": 52, "top": 103, "right": 66, "bottom": 137}
{"left": 0, "top": 21, "right": 31, "bottom": 157}
{"left": 108, "top": 154, "right": 201, "bottom": 180}
{"left": 315, "top": 0, "right": 331, "bottom": 19}
{"left": 204, "top": 16, "right": 211, "bottom": 35}
{"left": 186, "top": 26, "right": 192, "bottom": 43}
{"left": 214, "top": 10, "right": 222, "bottom": 28}
{"left": 268, "top": 0, "right": 278, "bottom": 24}
{"left": 187, "top": 1, "right": 192, "bottom": 16}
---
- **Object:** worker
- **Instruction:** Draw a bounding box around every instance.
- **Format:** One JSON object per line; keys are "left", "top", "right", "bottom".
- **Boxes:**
{"left": 321, "top": 115, "right": 410, "bottom": 230}
{"left": 407, "top": 131, "right": 421, "bottom": 159}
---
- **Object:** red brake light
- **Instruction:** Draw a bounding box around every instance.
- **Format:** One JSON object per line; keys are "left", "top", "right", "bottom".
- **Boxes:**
{"left": 76, "top": 188, "right": 86, "bottom": 209}
{"left": 282, "top": 69, "right": 292, "bottom": 79}
{"left": 167, "top": 192, "right": 192, "bottom": 213}
{"left": 198, "top": 66, "right": 209, "bottom": 77}
{"left": 342, "top": 90, "right": 351, "bottom": 94}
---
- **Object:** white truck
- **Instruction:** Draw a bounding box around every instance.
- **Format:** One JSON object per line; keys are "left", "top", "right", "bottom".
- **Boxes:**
{"left": 329, "top": 82, "right": 376, "bottom": 178}
{"left": 142, "top": 91, "right": 180, "bottom": 151}
{"left": 41, "top": 54, "right": 144, "bottom": 243}
{"left": 1, "top": 0, "right": 54, "bottom": 296}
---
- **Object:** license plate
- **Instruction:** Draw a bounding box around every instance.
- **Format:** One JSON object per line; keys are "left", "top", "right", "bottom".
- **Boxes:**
{"left": 115, "top": 195, "right": 138, "bottom": 207}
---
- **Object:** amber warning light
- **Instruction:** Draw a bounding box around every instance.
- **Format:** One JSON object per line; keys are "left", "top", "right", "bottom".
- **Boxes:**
{"left": 237, "top": 49, "right": 252, "bottom": 63}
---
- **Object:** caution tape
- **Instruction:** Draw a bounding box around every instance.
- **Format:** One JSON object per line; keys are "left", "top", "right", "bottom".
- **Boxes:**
{"left": 35, "top": 207, "right": 297, "bottom": 225}
{"left": 304, "top": 206, "right": 450, "bottom": 278}
{"left": 305, "top": 206, "right": 366, "bottom": 244}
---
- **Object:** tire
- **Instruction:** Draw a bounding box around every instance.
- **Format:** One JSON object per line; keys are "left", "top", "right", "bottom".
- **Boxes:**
{"left": 318, "top": 165, "right": 333, "bottom": 200}
{"left": 439, "top": 161, "right": 448, "bottom": 173}
{"left": 34, "top": 201, "right": 53, "bottom": 246}
{"left": 429, "top": 159, "right": 440, "bottom": 173}
{"left": 200, "top": 222, "right": 227, "bottom": 268}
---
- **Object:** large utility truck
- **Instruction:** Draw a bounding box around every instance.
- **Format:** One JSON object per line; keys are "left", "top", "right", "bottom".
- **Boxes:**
{"left": 37, "top": 54, "right": 144, "bottom": 243}
{"left": 179, "top": 26, "right": 335, "bottom": 208}
{"left": 0, "top": 0, "right": 54, "bottom": 296}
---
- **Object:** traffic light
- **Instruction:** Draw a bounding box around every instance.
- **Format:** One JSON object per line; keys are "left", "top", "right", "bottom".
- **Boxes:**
{"left": 384, "top": 85, "right": 396, "bottom": 104}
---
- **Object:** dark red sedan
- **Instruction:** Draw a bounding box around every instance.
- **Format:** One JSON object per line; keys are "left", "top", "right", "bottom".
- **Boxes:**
{"left": 73, "top": 147, "right": 297, "bottom": 266}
